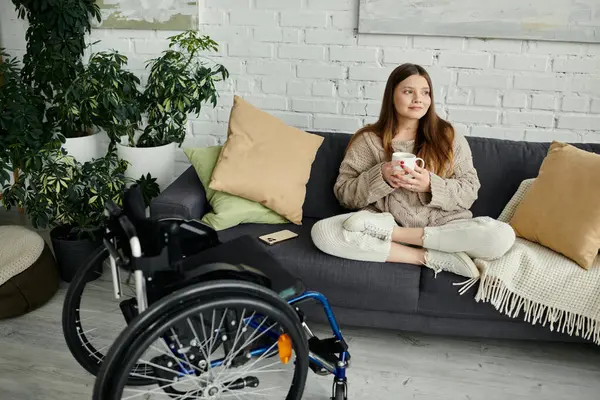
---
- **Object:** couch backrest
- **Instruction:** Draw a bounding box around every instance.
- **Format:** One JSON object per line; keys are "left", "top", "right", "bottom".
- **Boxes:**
{"left": 302, "top": 131, "right": 351, "bottom": 219}
{"left": 467, "top": 137, "right": 600, "bottom": 218}
{"left": 302, "top": 131, "right": 600, "bottom": 221}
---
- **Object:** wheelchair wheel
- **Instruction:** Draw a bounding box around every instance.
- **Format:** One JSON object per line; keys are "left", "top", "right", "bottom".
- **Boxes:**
{"left": 62, "top": 246, "right": 154, "bottom": 386}
{"left": 333, "top": 379, "right": 348, "bottom": 400}
{"left": 93, "top": 280, "right": 310, "bottom": 400}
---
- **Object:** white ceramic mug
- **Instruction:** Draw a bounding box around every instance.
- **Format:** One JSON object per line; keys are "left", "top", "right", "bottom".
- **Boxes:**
{"left": 392, "top": 152, "right": 425, "bottom": 172}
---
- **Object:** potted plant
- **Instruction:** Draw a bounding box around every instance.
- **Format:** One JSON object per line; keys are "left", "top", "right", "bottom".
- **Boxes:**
{"left": 0, "top": 49, "right": 56, "bottom": 210}
{"left": 12, "top": 0, "right": 103, "bottom": 163}
{"left": 116, "top": 30, "right": 229, "bottom": 191}
{"left": 23, "top": 145, "right": 129, "bottom": 282}
{"left": 56, "top": 50, "right": 143, "bottom": 162}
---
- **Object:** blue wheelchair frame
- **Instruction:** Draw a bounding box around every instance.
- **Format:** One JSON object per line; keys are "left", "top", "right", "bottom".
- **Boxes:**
{"left": 162, "top": 290, "right": 350, "bottom": 391}
{"left": 289, "top": 292, "right": 350, "bottom": 382}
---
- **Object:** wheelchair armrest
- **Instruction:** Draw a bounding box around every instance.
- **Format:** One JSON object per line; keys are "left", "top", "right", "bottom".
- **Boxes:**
{"left": 104, "top": 200, "right": 122, "bottom": 217}
{"left": 150, "top": 167, "right": 210, "bottom": 220}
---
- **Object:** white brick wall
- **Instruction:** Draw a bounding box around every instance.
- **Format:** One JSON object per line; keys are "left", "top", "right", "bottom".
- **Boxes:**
{"left": 2, "top": 0, "right": 600, "bottom": 178}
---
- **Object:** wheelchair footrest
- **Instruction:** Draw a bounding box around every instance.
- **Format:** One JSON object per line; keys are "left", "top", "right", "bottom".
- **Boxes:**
{"left": 308, "top": 336, "right": 348, "bottom": 355}
{"left": 308, "top": 336, "right": 349, "bottom": 374}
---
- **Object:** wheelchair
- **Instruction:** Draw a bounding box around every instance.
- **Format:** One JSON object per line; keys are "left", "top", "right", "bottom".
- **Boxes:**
{"left": 61, "top": 186, "right": 352, "bottom": 400}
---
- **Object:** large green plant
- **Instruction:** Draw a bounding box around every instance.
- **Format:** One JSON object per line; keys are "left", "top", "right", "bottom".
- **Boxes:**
{"left": 12, "top": 0, "right": 101, "bottom": 138}
{"left": 0, "top": 50, "right": 57, "bottom": 209}
{"left": 58, "top": 51, "right": 143, "bottom": 145}
{"left": 136, "top": 31, "right": 229, "bottom": 148}
{"left": 23, "top": 145, "right": 129, "bottom": 240}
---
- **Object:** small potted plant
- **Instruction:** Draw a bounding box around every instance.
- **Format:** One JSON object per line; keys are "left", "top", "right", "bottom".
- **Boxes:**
{"left": 23, "top": 145, "right": 129, "bottom": 282}
{"left": 116, "top": 30, "right": 229, "bottom": 191}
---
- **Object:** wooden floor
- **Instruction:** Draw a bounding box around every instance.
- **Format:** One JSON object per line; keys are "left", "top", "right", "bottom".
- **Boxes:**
{"left": 2, "top": 209, "right": 600, "bottom": 400}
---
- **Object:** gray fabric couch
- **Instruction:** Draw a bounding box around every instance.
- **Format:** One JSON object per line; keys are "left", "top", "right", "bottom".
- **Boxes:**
{"left": 151, "top": 131, "right": 600, "bottom": 344}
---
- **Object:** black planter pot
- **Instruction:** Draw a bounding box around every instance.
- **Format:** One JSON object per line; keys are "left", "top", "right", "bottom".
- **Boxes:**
{"left": 50, "top": 225, "right": 104, "bottom": 283}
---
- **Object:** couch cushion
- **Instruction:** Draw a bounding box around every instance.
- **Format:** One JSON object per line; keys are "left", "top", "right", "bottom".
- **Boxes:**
{"left": 217, "top": 218, "right": 421, "bottom": 314}
{"left": 467, "top": 136, "right": 600, "bottom": 219}
{"left": 302, "top": 131, "right": 352, "bottom": 220}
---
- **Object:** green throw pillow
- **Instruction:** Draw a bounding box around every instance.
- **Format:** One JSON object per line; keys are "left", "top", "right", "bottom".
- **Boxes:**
{"left": 183, "top": 146, "right": 289, "bottom": 230}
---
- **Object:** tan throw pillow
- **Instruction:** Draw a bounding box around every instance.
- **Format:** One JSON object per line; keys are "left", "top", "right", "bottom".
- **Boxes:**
{"left": 208, "top": 95, "right": 324, "bottom": 225}
{"left": 509, "top": 141, "right": 600, "bottom": 269}
{"left": 498, "top": 178, "right": 535, "bottom": 223}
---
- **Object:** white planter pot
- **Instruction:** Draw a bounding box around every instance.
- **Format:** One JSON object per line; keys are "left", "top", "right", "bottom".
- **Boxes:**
{"left": 62, "top": 133, "right": 102, "bottom": 164}
{"left": 116, "top": 140, "right": 176, "bottom": 192}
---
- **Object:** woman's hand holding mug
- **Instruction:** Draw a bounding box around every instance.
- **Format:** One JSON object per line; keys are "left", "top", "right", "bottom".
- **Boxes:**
{"left": 396, "top": 162, "right": 431, "bottom": 193}
{"left": 382, "top": 160, "right": 406, "bottom": 188}
{"left": 386, "top": 152, "right": 431, "bottom": 193}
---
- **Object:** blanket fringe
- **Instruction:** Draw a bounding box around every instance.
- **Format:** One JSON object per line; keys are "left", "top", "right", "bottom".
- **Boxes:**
{"left": 474, "top": 274, "right": 600, "bottom": 345}
{"left": 453, "top": 276, "right": 480, "bottom": 296}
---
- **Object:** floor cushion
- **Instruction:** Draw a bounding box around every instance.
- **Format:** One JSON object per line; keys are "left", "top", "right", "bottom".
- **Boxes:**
{"left": 0, "top": 225, "right": 60, "bottom": 319}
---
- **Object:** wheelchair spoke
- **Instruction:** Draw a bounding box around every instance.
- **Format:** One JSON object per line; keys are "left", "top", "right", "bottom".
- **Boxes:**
{"left": 213, "top": 318, "right": 277, "bottom": 383}
{"left": 122, "top": 376, "right": 200, "bottom": 400}
{"left": 94, "top": 343, "right": 111, "bottom": 355}
{"left": 151, "top": 341, "right": 206, "bottom": 378}
{"left": 217, "top": 360, "right": 283, "bottom": 382}
{"left": 187, "top": 317, "right": 214, "bottom": 374}
{"left": 77, "top": 312, "right": 128, "bottom": 325}
{"left": 222, "top": 390, "right": 245, "bottom": 400}
{"left": 219, "top": 344, "right": 279, "bottom": 390}
{"left": 212, "top": 309, "right": 229, "bottom": 357}
{"left": 162, "top": 329, "right": 204, "bottom": 391}
{"left": 219, "top": 386, "right": 283, "bottom": 398}
{"left": 212, "top": 309, "right": 253, "bottom": 383}
{"left": 128, "top": 371, "right": 193, "bottom": 385}
{"left": 220, "top": 366, "right": 288, "bottom": 377}
{"left": 199, "top": 311, "right": 216, "bottom": 376}
{"left": 76, "top": 308, "right": 110, "bottom": 314}
{"left": 86, "top": 282, "right": 120, "bottom": 294}
{"left": 218, "top": 308, "right": 247, "bottom": 369}
{"left": 137, "top": 357, "right": 191, "bottom": 379}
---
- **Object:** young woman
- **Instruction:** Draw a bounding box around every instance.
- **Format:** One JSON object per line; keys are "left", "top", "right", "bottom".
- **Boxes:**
{"left": 311, "top": 63, "right": 515, "bottom": 281}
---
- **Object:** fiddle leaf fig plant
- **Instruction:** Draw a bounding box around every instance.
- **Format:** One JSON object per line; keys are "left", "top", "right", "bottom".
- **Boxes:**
{"left": 136, "top": 30, "right": 229, "bottom": 148}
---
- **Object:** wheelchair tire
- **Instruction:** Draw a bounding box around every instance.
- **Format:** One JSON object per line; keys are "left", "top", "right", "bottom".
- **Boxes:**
{"left": 333, "top": 379, "right": 348, "bottom": 400}
{"left": 62, "top": 246, "right": 154, "bottom": 386}
{"left": 93, "top": 280, "right": 310, "bottom": 400}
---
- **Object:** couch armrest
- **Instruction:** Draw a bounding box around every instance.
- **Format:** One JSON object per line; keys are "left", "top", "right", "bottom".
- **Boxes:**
{"left": 150, "top": 166, "right": 209, "bottom": 220}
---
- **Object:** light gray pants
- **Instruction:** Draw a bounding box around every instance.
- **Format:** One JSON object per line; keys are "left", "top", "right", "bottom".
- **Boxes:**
{"left": 311, "top": 213, "right": 516, "bottom": 263}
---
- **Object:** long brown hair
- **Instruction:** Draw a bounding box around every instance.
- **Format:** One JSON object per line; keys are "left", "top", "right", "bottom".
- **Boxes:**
{"left": 346, "top": 63, "right": 455, "bottom": 177}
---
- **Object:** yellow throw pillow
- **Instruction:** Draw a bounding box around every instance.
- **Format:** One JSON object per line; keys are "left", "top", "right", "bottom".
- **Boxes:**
{"left": 509, "top": 141, "right": 600, "bottom": 269}
{"left": 208, "top": 95, "right": 324, "bottom": 225}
